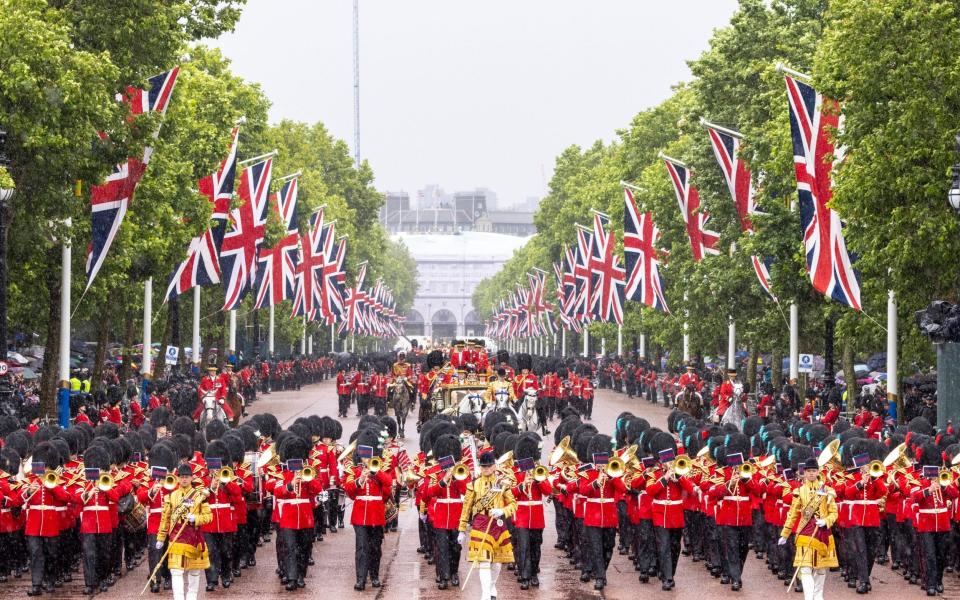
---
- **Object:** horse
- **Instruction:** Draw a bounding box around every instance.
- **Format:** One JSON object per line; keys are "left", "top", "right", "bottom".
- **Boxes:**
{"left": 389, "top": 376, "right": 414, "bottom": 439}
{"left": 675, "top": 384, "right": 703, "bottom": 419}
{"left": 509, "top": 389, "right": 538, "bottom": 432}
{"left": 197, "top": 390, "right": 228, "bottom": 431}
{"left": 456, "top": 390, "right": 487, "bottom": 422}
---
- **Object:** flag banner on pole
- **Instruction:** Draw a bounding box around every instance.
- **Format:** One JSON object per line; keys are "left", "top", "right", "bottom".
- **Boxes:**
{"left": 623, "top": 188, "right": 669, "bottom": 313}
{"left": 276, "top": 177, "right": 299, "bottom": 234}
{"left": 783, "top": 74, "right": 862, "bottom": 311}
{"left": 87, "top": 68, "right": 180, "bottom": 290}
{"left": 165, "top": 124, "right": 240, "bottom": 300}
{"left": 253, "top": 232, "right": 299, "bottom": 309}
{"left": 588, "top": 212, "right": 625, "bottom": 325}
{"left": 292, "top": 210, "right": 325, "bottom": 320}
{"left": 574, "top": 228, "right": 594, "bottom": 323}
{"left": 662, "top": 155, "right": 720, "bottom": 262}
{"left": 751, "top": 255, "right": 777, "bottom": 302}
{"left": 220, "top": 158, "right": 273, "bottom": 311}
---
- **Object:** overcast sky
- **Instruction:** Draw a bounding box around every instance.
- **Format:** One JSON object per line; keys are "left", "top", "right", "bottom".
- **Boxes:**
{"left": 212, "top": 1, "right": 739, "bottom": 207}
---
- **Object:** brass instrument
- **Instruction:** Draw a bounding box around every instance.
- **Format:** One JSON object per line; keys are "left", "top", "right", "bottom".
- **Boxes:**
{"left": 97, "top": 473, "right": 115, "bottom": 492}
{"left": 402, "top": 469, "right": 422, "bottom": 485}
{"left": 300, "top": 466, "right": 316, "bottom": 482}
{"left": 338, "top": 440, "right": 358, "bottom": 469}
{"left": 817, "top": 439, "right": 842, "bottom": 471}
{"left": 606, "top": 457, "right": 626, "bottom": 478}
{"left": 939, "top": 469, "right": 954, "bottom": 486}
{"left": 42, "top": 470, "right": 60, "bottom": 489}
{"left": 163, "top": 474, "right": 178, "bottom": 491}
{"left": 867, "top": 461, "right": 885, "bottom": 478}
{"left": 368, "top": 456, "right": 383, "bottom": 473}
{"left": 453, "top": 463, "right": 470, "bottom": 481}
{"left": 548, "top": 437, "right": 577, "bottom": 467}
{"left": 739, "top": 462, "right": 755, "bottom": 479}
{"left": 674, "top": 456, "right": 692, "bottom": 477}
{"left": 218, "top": 467, "right": 236, "bottom": 484}
{"left": 496, "top": 451, "right": 514, "bottom": 470}
{"left": 883, "top": 443, "right": 911, "bottom": 471}
{"left": 533, "top": 465, "right": 549, "bottom": 482}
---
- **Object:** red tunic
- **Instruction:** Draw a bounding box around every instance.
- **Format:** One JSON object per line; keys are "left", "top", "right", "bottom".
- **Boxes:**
{"left": 425, "top": 477, "right": 467, "bottom": 530}
{"left": 343, "top": 466, "right": 393, "bottom": 527}
{"left": 579, "top": 470, "right": 626, "bottom": 528}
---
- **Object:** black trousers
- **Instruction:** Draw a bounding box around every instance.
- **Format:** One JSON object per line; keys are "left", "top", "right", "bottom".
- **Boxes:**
{"left": 705, "top": 516, "right": 722, "bottom": 569}
{"left": 81, "top": 532, "right": 113, "bottom": 588}
{"left": 357, "top": 393, "right": 369, "bottom": 415}
{"left": 338, "top": 394, "right": 350, "bottom": 417}
{"left": 433, "top": 528, "right": 460, "bottom": 581}
{"left": 654, "top": 526, "right": 682, "bottom": 581}
{"left": 354, "top": 525, "right": 384, "bottom": 583}
{"left": 26, "top": 535, "right": 58, "bottom": 588}
{"left": 720, "top": 525, "right": 750, "bottom": 583}
{"left": 555, "top": 505, "right": 572, "bottom": 549}
{"left": 920, "top": 530, "right": 948, "bottom": 590}
{"left": 585, "top": 526, "right": 616, "bottom": 580}
{"left": 633, "top": 520, "right": 655, "bottom": 574}
{"left": 847, "top": 525, "right": 880, "bottom": 584}
{"left": 146, "top": 534, "right": 169, "bottom": 585}
{"left": 280, "top": 527, "right": 313, "bottom": 583}
{"left": 204, "top": 532, "right": 234, "bottom": 585}
{"left": 617, "top": 501, "right": 630, "bottom": 550}
{"left": 515, "top": 527, "right": 543, "bottom": 581}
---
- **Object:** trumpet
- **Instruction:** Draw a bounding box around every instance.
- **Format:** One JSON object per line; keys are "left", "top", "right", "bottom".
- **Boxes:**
{"left": 533, "top": 465, "right": 549, "bottom": 482}
{"left": 163, "top": 474, "right": 178, "bottom": 491}
{"left": 368, "top": 457, "right": 383, "bottom": 473}
{"left": 42, "top": 470, "right": 60, "bottom": 489}
{"left": 867, "top": 461, "right": 885, "bottom": 478}
{"left": 940, "top": 469, "right": 954, "bottom": 486}
{"left": 300, "top": 466, "right": 316, "bottom": 482}
{"left": 97, "top": 473, "right": 115, "bottom": 492}
{"left": 218, "top": 467, "right": 236, "bottom": 484}
{"left": 674, "top": 456, "right": 692, "bottom": 477}
{"left": 739, "top": 462, "right": 755, "bottom": 479}
{"left": 606, "top": 457, "right": 626, "bottom": 478}
{"left": 453, "top": 463, "right": 470, "bottom": 481}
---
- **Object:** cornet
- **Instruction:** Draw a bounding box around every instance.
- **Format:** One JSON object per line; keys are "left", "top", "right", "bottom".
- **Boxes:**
{"left": 97, "top": 473, "right": 115, "bottom": 492}
{"left": 219, "top": 467, "right": 236, "bottom": 484}
{"left": 368, "top": 457, "right": 383, "bottom": 473}
{"left": 939, "top": 469, "right": 954, "bottom": 486}
{"left": 867, "top": 461, "right": 885, "bottom": 478}
{"left": 606, "top": 457, "right": 626, "bottom": 478}
{"left": 533, "top": 465, "right": 549, "bottom": 482}
{"left": 739, "top": 462, "right": 755, "bottom": 479}
{"left": 674, "top": 456, "right": 692, "bottom": 477}
{"left": 163, "top": 474, "right": 178, "bottom": 491}
{"left": 453, "top": 463, "right": 470, "bottom": 481}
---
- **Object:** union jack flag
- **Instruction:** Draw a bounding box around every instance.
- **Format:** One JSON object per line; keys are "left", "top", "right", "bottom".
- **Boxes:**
{"left": 165, "top": 125, "right": 240, "bottom": 301}
{"left": 275, "top": 177, "right": 300, "bottom": 234}
{"left": 322, "top": 232, "right": 348, "bottom": 324}
{"left": 623, "top": 187, "right": 669, "bottom": 313}
{"left": 341, "top": 262, "right": 368, "bottom": 334}
{"left": 662, "top": 154, "right": 720, "bottom": 262}
{"left": 86, "top": 68, "right": 180, "bottom": 290}
{"left": 784, "top": 74, "right": 861, "bottom": 311}
{"left": 702, "top": 121, "right": 777, "bottom": 302}
{"left": 588, "top": 213, "right": 625, "bottom": 325}
{"left": 573, "top": 228, "right": 595, "bottom": 322}
{"left": 220, "top": 158, "right": 273, "bottom": 311}
{"left": 291, "top": 209, "right": 325, "bottom": 320}
{"left": 253, "top": 232, "right": 299, "bottom": 309}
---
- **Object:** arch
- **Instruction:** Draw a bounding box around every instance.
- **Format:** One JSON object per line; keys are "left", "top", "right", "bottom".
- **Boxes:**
{"left": 431, "top": 309, "right": 457, "bottom": 340}
{"left": 463, "top": 310, "right": 482, "bottom": 337}
{"left": 404, "top": 309, "right": 425, "bottom": 336}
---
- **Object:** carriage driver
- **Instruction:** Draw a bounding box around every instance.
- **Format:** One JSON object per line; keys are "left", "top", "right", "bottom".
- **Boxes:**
{"left": 392, "top": 352, "right": 415, "bottom": 391}
{"left": 192, "top": 366, "right": 235, "bottom": 422}
{"left": 484, "top": 369, "right": 516, "bottom": 409}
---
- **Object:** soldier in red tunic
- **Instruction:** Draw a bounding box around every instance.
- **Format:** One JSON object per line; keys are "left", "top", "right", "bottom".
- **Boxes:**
{"left": 343, "top": 429, "right": 394, "bottom": 591}
{"left": 425, "top": 434, "right": 467, "bottom": 589}
{"left": 513, "top": 433, "right": 550, "bottom": 590}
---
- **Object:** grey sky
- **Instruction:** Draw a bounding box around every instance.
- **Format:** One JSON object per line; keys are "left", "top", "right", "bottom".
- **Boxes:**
{"left": 212, "top": 1, "right": 739, "bottom": 206}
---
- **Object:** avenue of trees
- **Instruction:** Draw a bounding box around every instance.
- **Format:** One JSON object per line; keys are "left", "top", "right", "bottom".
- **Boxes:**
{"left": 475, "top": 0, "right": 960, "bottom": 394}
{"left": 0, "top": 0, "right": 417, "bottom": 414}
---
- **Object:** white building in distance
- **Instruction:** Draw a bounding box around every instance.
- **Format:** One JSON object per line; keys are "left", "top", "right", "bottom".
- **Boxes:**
{"left": 395, "top": 231, "right": 532, "bottom": 340}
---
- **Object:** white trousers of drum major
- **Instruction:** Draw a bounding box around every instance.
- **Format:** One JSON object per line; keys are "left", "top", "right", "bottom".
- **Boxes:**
{"left": 170, "top": 568, "right": 202, "bottom": 600}
{"left": 477, "top": 561, "right": 502, "bottom": 600}
{"left": 799, "top": 567, "right": 826, "bottom": 600}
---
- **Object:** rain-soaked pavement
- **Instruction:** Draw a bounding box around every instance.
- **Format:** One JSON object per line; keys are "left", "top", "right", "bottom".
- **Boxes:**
{"left": 5, "top": 379, "right": 956, "bottom": 599}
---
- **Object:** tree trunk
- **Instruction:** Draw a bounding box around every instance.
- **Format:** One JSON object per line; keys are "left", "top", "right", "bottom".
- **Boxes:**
{"left": 39, "top": 262, "right": 61, "bottom": 420}
{"left": 843, "top": 338, "right": 857, "bottom": 405}
{"left": 120, "top": 310, "right": 134, "bottom": 383}
{"left": 772, "top": 347, "right": 782, "bottom": 392}
{"left": 92, "top": 299, "right": 110, "bottom": 392}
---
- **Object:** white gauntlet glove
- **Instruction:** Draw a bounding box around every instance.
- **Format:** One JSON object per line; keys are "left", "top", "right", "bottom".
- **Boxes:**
{"left": 815, "top": 518, "right": 827, "bottom": 528}
{"left": 457, "top": 532, "right": 466, "bottom": 545}
{"left": 489, "top": 508, "right": 504, "bottom": 518}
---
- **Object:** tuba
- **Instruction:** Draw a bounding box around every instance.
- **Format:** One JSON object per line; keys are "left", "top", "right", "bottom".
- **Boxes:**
{"left": 817, "top": 439, "right": 842, "bottom": 471}
{"left": 549, "top": 436, "right": 578, "bottom": 467}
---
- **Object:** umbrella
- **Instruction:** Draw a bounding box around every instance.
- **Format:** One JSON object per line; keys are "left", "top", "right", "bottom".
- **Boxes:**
{"left": 6, "top": 352, "right": 28, "bottom": 365}
{"left": 20, "top": 367, "right": 37, "bottom": 380}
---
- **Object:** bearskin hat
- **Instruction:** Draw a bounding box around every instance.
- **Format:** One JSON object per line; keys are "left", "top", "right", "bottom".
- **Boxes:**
{"left": 381, "top": 416, "right": 398, "bottom": 439}
{"left": 515, "top": 353, "right": 532, "bottom": 373}
{"left": 483, "top": 411, "right": 508, "bottom": 440}
{"left": 0, "top": 448, "right": 20, "bottom": 477}
{"left": 457, "top": 413, "right": 479, "bottom": 434}
{"left": 233, "top": 426, "right": 259, "bottom": 452}
{"left": 288, "top": 422, "right": 311, "bottom": 443}
{"left": 148, "top": 443, "right": 177, "bottom": 472}
{"left": 204, "top": 440, "right": 230, "bottom": 464}
{"left": 514, "top": 432, "right": 541, "bottom": 462}
{"left": 587, "top": 434, "right": 614, "bottom": 461}
{"left": 501, "top": 434, "right": 520, "bottom": 458}
{"left": 204, "top": 420, "right": 226, "bottom": 443}
{"left": 832, "top": 419, "right": 851, "bottom": 435}
{"left": 918, "top": 443, "right": 941, "bottom": 468}
{"left": 221, "top": 433, "right": 245, "bottom": 465}
{"left": 319, "top": 417, "right": 340, "bottom": 441}
{"left": 95, "top": 421, "right": 119, "bottom": 440}
{"left": 0, "top": 416, "right": 18, "bottom": 438}
{"left": 149, "top": 407, "right": 171, "bottom": 430}
{"left": 842, "top": 437, "right": 869, "bottom": 468}
{"left": 574, "top": 431, "right": 596, "bottom": 463}
{"left": 258, "top": 413, "right": 282, "bottom": 440}
{"left": 427, "top": 350, "right": 445, "bottom": 370}
{"left": 432, "top": 434, "right": 460, "bottom": 463}
{"left": 742, "top": 416, "right": 764, "bottom": 440}
{"left": 788, "top": 445, "right": 812, "bottom": 473}
{"left": 31, "top": 441, "right": 62, "bottom": 471}
{"left": 648, "top": 432, "right": 677, "bottom": 460}
{"left": 864, "top": 439, "right": 887, "bottom": 462}
{"left": 497, "top": 349, "right": 509, "bottom": 366}
{"left": 908, "top": 416, "right": 935, "bottom": 437}
{"left": 169, "top": 434, "right": 191, "bottom": 462}
{"left": 355, "top": 428, "right": 381, "bottom": 458}
{"left": 279, "top": 435, "right": 310, "bottom": 462}
{"left": 428, "top": 420, "right": 459, "bottom": 452}
{"left": 83, "top": 445, "right": 112, "bottom": 472}
{"left": 555, "top": 415, "right": 581, "bottom": 446}
{"left": 724, "top": 432, "right": 750, "bottom": 459}
{"left": 637, "top": 427, "right": 663, "bottom": 457}
{"left": 838, "top": 427, "right": 867, "bottom": 445}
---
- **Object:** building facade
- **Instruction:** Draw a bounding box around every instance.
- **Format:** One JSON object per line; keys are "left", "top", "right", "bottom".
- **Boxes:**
{"left": 395, "top": 231, "right": 531, "bottom": 341}
{"left": 381, "top": 187, "right": 535, "bottom": 237}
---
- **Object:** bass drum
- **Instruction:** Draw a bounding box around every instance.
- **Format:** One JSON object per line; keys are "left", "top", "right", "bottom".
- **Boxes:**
{"left": 122, "top": 501, "right": 148, "bottom": 533}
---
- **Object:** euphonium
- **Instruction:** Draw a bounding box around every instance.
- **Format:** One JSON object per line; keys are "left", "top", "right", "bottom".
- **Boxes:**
{"left": 606, "top": 457, "right": 625, "bottom": 478}
{"left": 163, "top": 474, "right": 177, "bottom": 491}
{"left": 219, "top": 467, "right": 235, "bottom": 484}
{"left": 674, "top": 456, "right": 692, "bottom": 477}
{"left": 739, "top": 462, "right": 755, "bottom": 479}
{"left": 533, "top": 465, "right": 549, "bottom": 482}
{"left": 368, "top": 457, "right": 383, "bottom": 473}
{"left": 453, "top": 463, "right": 470, "bottom": 481}
{"left": 97, "top": 473, "right": 115, "bottom": 492}
{"left": 868, "top": 461, "right": 885, "bottom": 478}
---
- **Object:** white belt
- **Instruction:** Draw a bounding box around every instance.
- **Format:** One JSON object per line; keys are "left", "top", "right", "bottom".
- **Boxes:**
{"left": 82, "top": 506, "right": 109, "bottom": 512}
{"left": 846, "top": 500, "right": 878, "bottom": 505}
{"left": 517, "top": 501, "right": 544, "bottom": 507}
{"left": 278, "top": 499, "right": 310, "bottom": 505}
{"left": 723, "top": 496, "right": 750, "bottom": 502}
{"left": 434, "top": 498, "right": 462, "bottom": 504}
{"left": 356, "top": 496, "right": 382, "bottom": 502}
{"left": 316, "top": 468, "right": 329, "bottom": 473}
{"left": 587, "top": 498, "right": 614, "bottom": 504}
{"left": 149, "top": 508, "right": 163, "bottom": 514}
{"left": 918, "top": 508, "right": 948, "bottom": 515}
{"left": 653, "top": 500, "right": 683, "bottom": 506}
{"left": 208, "top": 503, "right": 232, "bottom": 510}
{"left": 29, "top": 505, "right": 59, "bottom": 511}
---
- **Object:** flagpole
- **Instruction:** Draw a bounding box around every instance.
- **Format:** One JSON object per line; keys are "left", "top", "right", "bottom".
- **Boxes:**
{"left": 308, "top": 333, "right": 313, "bottom": 356}
{"left": 141, "top": 278, "right": 152, "bottom": 404}
{"left": 789, "top": 303, "right": 799, "bottom": 383}
{"left": 561, "top": 328, "right": 567, "bottom": 358}
{"left": 301, "top": 316, "right": 307, "bottom": 355}
{"left": 351, "top": 332, "right": 355, "bottom": 353}
{"left": 727, "top": 317, "right": 736, "bottom": 369}
{"left": 330, "top": 323, "right": 335, "bottom": 353}
{"left": 228, "top": 310, "right": 236, "bottom": 358}
{"left": 639, "top": 333, "right": 646, "bottom": 359}
{"left": 57, "top": 218, "right": 72, "bottom": 428}
{"left": 617, "top": 325, "right": 623, "bottom": 357}
{"left": 583, "top": 329, "right": 589, "bottom": 358}
{"left": 887, "top": 289, "right": 898, "bottom": 420}
{"left": 268, "top": 304, "right": 275, "bottom": 356}
{"left": 192, "top": 286, "right": 201, "bottom": 366}
{"left": 601, "top": 335, "right": 606, "bottom": 357}
{"left": 683, "top": 291, "right": 690, "bottom": 363}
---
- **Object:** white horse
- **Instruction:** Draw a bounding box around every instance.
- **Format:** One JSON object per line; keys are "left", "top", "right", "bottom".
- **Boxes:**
{"left": 713, "top": 382, "right": 746, "bottom": 431}
{"left": 456, "top": 390, "right": 487, "bottom": 421}
{"left": 198, "top": 390, "right": 227, "bottom": 430}
{"left": 511, "top": 389, "right": 538, "bottom": 432}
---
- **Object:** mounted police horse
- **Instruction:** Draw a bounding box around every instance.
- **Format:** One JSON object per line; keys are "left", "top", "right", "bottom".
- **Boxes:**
{"left": 389, "top": 376, "right": 414, "bottom": 439}
{"left": 674, "top": 384, "right": 703, "bottom": 419}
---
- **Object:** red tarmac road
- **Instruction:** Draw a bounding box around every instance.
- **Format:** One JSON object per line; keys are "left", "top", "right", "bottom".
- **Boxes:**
{"left": 3, "top": 380, "right": 955, "bottom": 599}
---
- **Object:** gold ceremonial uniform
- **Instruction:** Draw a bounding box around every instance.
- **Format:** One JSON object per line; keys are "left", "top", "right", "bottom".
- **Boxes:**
{"left": 483, "top": 380, "right": 515, "bottom": 406}
{"left": 458, "top": 473, "right": 518, "bottom": 563}
{"left": 780, "top": 480, "right": 839, "bottom": 568}
{"left": 156, "top": 486, "right": 213, "bottom": 571}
